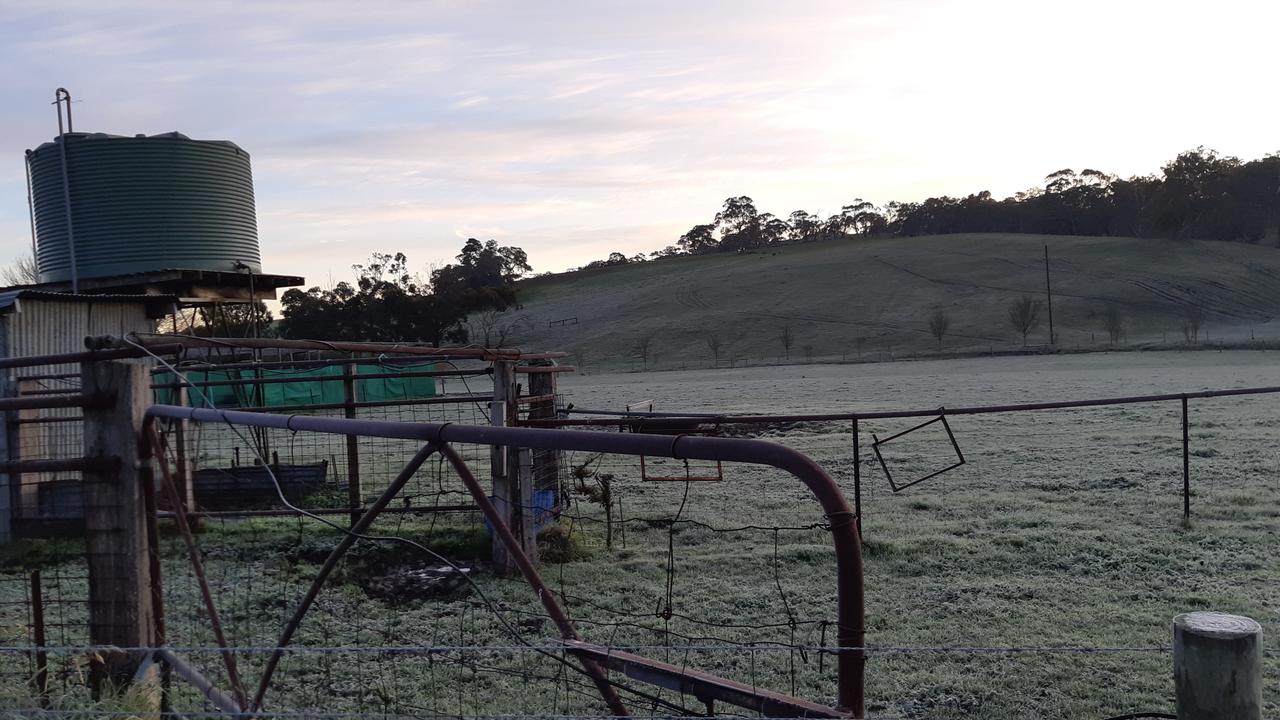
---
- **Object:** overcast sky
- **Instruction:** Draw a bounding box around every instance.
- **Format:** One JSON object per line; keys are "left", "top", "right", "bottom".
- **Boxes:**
{"left": 2, "top": 0, "right": 1278, "bottom": 284}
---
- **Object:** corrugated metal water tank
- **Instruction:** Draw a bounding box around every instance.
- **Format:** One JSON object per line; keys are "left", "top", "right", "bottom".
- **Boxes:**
{"left": 27, "top": 132, "right": 261, "bottom": 283}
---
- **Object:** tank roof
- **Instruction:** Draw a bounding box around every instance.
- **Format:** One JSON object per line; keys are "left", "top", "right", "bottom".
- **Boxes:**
{"left": 29, "top": 131, "right": 247, "bottom": 155}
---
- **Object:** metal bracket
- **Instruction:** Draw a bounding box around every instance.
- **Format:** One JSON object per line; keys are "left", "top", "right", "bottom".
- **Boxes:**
{"left": 872, "top": 413, "right": 965, "bottom": 492}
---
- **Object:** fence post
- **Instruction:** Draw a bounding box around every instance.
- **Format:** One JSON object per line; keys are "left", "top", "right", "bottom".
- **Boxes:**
{"left": 30, "top": 569, "right": 48, "bottom": 703}
{"left": 342, "top": 363, "right": 362, "bottom": 526}
{"left": 1181, "top": 395, "right": 1191, "bottom": 518}
{"left": 517, "top": 446, "right": 538, "bottom": 563}
{"left": 527, "top": 364, "right": 560, "bottom": 505}
{"left": 491, "top": 360, "right": 517, "bottom": 573}
{"left": 174, "top": 382, "right": 198, "bottom": 532}
{"left": 1174, "top": 612, "right": 1263, "bottom": 720}
{"left": 852, "top": 416, "right": 862, "bottom": 538}
{"left": 82, "top": 360, "right": 155, "bottom": 688}
{"left": 0, "top": 367, "right": 13, "bottom": 544}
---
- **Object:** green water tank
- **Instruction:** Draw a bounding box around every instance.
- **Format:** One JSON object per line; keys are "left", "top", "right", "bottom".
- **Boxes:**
{"left": 27, "top": 131, "right": 261, "bottom": 283}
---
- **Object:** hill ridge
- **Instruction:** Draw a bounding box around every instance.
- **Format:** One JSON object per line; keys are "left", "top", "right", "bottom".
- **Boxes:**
{"left": 509, "top": 233, "right": 1280, "bottom": 370}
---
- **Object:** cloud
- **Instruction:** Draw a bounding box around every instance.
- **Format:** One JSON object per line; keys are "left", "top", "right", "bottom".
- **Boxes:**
{"left": 3, "top": 0, "right": 1280, "bottom": 287}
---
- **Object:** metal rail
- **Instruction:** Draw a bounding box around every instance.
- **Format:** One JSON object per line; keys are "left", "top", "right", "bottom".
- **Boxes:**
{"left": 565, "top": 640, "right": 846, "bottom": 717}
{"left": 149, "top": 356, "right": 492, "bottom": 374}
{"left": 548, "top": 383, "right": 1280, "bottom": 425}
{"left": 149, "top": 367, "right": 489, "bottom": 390}
{"left": 145, "top": 405, "right": 866, "bottom": 717}
{"left": 89, "top": 334, "right": 567, "bottom": 362}
{"left": 226, "top": 393, "right": 491, "bottom": 414}
{"left": 154, "top": 648, "right": 243, "bottom": 715}
{"left": 0, "top": 457, "right": 118, "bottom": 474}
{"left": 0, "top": 345, "right": 181, "bottom": 371}
{"left": 0, "top": 393, "right": 108, "bottom": 412}
{"left": 157, "top": 505, "right": 477, "bottom": 520}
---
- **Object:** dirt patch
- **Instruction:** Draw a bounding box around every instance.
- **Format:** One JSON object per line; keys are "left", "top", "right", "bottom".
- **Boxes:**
{"left": 360, "top": 563, "right": 472, "bottom": 605}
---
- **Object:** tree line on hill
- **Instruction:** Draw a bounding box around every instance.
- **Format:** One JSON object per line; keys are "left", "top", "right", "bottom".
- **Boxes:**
{"left": 575, "top": 146, "right": 1280, "bottom": 270}
{"left": 275, "top": 238, "right": 530, "bottom": 343}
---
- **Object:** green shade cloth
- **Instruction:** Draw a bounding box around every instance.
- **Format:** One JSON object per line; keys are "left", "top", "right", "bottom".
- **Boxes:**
{"left": 154, "top": 363, "right": 440, "bottom": 409}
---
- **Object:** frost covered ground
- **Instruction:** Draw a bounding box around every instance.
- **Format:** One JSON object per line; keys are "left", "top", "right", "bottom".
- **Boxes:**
{"left": 3, "top": 350, "right": 1277, "bottom": 718}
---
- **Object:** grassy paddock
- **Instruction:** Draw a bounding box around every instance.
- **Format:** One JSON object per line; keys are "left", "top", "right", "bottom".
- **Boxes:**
{"left": 1, "top": 350, "right": 1277, "bottom": 718}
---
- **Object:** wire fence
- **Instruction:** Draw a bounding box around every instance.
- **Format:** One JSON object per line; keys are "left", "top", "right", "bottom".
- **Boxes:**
{"left": 1, "top": 343, "right": 1278, "bottom": 718}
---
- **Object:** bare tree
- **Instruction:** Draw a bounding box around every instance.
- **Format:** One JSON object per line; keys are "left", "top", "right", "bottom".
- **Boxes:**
{"left": 1, "top": 251, "right": 39, "bottom": 287}
{"left": 928, "top": 310, "right": 951, "bottom": 351}
{"left": 632, "top": 333, "right": 655, "bottom": 371}
{"left": 1181, "top": 303, "right": 1203, "bottom": 344}
{"left": 1102, "top": 304, "right": 1124, "bottom": 345}
{"left": 779, "top": 325, "right": 794, "bottom": 360}
{"left": 1007, "top": 296, "right": 1042, "bottom": 346}
{"left": 467, "top": 309, "right": 526, "bottom": 348}
{"left": 706, "top": 333, "right": 723, "bottom": 367}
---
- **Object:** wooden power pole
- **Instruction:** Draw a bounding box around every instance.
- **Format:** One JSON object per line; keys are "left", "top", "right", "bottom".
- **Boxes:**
{"left": 1044, "top": 245, "right": 1055, "bottom": 345}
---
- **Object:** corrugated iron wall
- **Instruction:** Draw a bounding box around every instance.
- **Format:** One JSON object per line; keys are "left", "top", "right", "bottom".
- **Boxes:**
{"left": 3, "top": 299, "right": 159, "bottom": 534}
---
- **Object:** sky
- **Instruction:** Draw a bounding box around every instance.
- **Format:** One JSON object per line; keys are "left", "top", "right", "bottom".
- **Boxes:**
{"left": 2, "top": 0, "right": 1279, "bottom": 285}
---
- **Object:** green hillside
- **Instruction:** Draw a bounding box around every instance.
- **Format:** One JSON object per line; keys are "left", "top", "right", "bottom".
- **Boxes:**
{"left": 510, "top": 234, "right": 1280, "bottom": 370}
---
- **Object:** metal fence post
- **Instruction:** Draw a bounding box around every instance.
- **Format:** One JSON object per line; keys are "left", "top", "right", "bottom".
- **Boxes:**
{"left": 82, "top": 360, "right": 155, "bottom": 690}
{"left": 1174, "top": 612, "right": 1263, "bottom": 719}
{"left": 30, "top": 569, "right": 48, "bottom": 703}
{"left": 1182, "top": 395, "right": 1191, "bottom": 519}
{"left": 342, "top": 363, "right": 362, "bottom": 526}
{"left": 852, "top": 416, "right": 862, "bottom": 538}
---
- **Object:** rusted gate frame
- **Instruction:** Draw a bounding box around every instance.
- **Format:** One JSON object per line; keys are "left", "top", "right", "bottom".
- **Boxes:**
{"left": 145, "top": 404, "right": 866, "bottom": 718}
{"left": 154, "top": 647, "right": 243, "bottom": 715}
{"left": 144, "top": 425, "right": 249, "bottom": 709}
{"left": 564, "top": 639, "right": 845, "bottom": 718}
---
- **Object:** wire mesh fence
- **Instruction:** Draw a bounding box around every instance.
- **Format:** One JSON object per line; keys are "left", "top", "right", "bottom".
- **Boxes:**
{"left": 0, "top": 566, "right": 92, "bottom": 708}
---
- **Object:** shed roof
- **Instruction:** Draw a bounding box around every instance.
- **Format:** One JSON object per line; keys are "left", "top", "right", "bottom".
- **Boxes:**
{"left": 0, "top": 290, "right": 178, "bottom": 316}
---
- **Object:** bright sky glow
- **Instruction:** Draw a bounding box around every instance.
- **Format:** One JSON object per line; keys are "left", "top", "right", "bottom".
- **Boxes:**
{"left": 2, "top": 0, "right": 1278, "bottom": 282}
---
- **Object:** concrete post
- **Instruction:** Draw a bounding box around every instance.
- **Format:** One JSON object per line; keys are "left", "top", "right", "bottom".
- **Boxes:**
{"left": 1173, "top": 611, "right": 1263, "bottom": 720}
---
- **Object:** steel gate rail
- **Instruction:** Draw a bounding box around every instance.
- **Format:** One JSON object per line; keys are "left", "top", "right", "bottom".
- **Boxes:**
{"left": 145, "top": 404, "right": 866, "bottom": 718}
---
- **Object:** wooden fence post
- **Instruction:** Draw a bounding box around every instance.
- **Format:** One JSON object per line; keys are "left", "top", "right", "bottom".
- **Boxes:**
{"left": 527, "top": 366, "right": 560, "bottom": 502}
{"left": 82, "top": 360, "right": 155, "bottom": 688}
{"left": 516, "top": 446, "right": 537, "bottom": 563}
{"left": 1174, "top": 611, "right": 1263, "bottom": 720}
{"left": 174, "top": 382, "right": 198, "bottom": 532}
{"left": 490, "top": 360, "right": 517, "bottom": 573}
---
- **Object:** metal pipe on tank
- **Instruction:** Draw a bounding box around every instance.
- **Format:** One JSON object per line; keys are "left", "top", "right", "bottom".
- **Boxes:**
{"left": 23, "top": 152, "right": 37, "bottom": 282}
{"left": 53, "top": 88, "right": 78, "bottom": 293}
